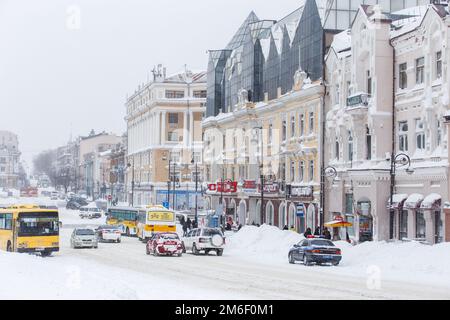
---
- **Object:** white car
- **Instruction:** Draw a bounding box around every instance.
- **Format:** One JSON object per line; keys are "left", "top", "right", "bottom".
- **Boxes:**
{"left": 70, "top": 228, "right": 98, "bottom": 249}
{"left": 183, "top": 228, "right": 225, "bottom": 256}
{"left": 95, "top": 225, "right": 122, "bottom": 243}
{"left": 79, "top": 206, "right": 103, "bottom": 219}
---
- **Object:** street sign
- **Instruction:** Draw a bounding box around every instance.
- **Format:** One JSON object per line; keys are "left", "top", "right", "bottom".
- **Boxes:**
{"left": 296, "top": 203, "right": 305, "bottom": 217}
{"left": 162, "top": 201, "right": 170, "bottom": 209}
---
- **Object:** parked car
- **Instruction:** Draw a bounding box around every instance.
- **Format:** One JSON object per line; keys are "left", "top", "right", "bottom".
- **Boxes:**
{"left": 66, "top": 200, "right": 81, "bottom": 210}
{"left": 288, "top": 238, "right": 342, "bottom": 266}
{"left": 70, "top": 228, "right": 98, "bottom": 249}
{"left": 96, "top": 225, "right": 122, "bottom": 243}
{"left": 146, "top": 232, "right": 183, "bottom": 257}
{"left": 183, "top": 228, "right": 225, "bottom": 256}
{"left": 79, "top": 206, "right": 103, "bottom": 219}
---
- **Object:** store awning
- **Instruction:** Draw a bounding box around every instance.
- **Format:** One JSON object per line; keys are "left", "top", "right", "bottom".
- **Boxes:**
{"left": 325, "top": 220, "right": 353, "bottom": 228}
{"left": 404, "top": 193, "right": 424, "bottom": 209}
{"left": 387, "top": 194, "right": 408, "bottom": 210}
{"left": 420, "top": 193, "right": 442, "bottom": 210}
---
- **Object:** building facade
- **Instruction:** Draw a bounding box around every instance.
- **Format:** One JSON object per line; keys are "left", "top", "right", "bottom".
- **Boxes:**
{"left": 325, "top": 3, "right": 450, "bottom": 244}
{"left": 0, "top": 130, "right": 21, "bottom": 190}
{"left": 125, "top": 65, "right": 206, "bottom": 209}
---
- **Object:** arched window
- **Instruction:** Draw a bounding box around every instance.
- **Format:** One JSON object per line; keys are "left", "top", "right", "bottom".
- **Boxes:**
{"left": 266, "top": 202, "right": 274, "bottom": 226}
{"left": 348, "top": 131, "right": 354, "bottom": 162}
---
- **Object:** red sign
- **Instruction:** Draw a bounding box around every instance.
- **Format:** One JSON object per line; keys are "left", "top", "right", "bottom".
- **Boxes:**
{"left": 208, "top": 181, "right": 238, "bottom": 193}
{"left": 243, "top": 180, "right": 257, "bottom": 190}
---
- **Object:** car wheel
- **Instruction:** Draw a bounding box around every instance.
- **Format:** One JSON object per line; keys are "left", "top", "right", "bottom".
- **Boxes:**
{"left": 178, "top": 253, "right": 182, "bottom": 257}
{"left": 303, "top": 255, "right": 311, "bottom": 266}
{"left": 192, "top": 243, "right": 199, "bottom": 255}
{"left": 205, "top": 249, "right": 210, "bottom": 255}
{"left": 146, "top": 246, "right": 150, "bottom": 255}
{"left": 153, "top": 248, "right": 159, "bottom": 256}
{"left": 288, "top": 253, "right": 295, "bottom": 264}
{"left": 332, "top": 261, "right": 340, "bottom": 266}
{"left": 216, "top": 249, "right": 223, "bottom": 257}
{"left": 117, "top": 238, "right": 121, "bottom": 243}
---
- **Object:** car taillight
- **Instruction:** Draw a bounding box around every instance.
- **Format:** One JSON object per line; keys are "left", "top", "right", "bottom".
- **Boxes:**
{"left": 311, "top": 249, "right": 321, "bottom": 254}
{"left": 336, "top": 249, "right": 341, "bottom": 255}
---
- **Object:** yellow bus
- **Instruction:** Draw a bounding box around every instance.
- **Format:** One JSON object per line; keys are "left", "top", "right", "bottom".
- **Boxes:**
{"left": 137, "top": 205, "right": 176, "bottom": 241}
{"left": 106, "top": 207, "right": 143, "bottom": 237}
{"left": 0, "top": 205, "right": 60, "bottom": 257}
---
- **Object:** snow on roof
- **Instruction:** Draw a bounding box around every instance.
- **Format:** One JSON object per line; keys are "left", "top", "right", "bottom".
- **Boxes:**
{"left": 404, "top": 193, "right": 424, "bottom": 209}
{"left": 390, "top": 5, "right": 429, "bottom": 39}
{"left": 421, "top": 193, "right": 442, "bottom": 209}
{"left": 392, "top": 194, "right": 409, "bottom": 204}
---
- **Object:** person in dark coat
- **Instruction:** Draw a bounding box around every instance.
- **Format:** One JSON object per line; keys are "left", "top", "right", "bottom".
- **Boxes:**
{"left": 314, "top": 227, "right": 321, "bottom": 236}
{"left": 283, "top": 225, "right": 288, "bottom": 231}
{"left": 182, "top": 221, "right": 188, "bottom": 236}
{"left": 186, "top": 218, "right": 192, "bottom": 231}
{"left": 304, "top": 228, "right": 312, "bottom": 238}
{"left": 323, "top": 227, "right": 332, "bottom": 240}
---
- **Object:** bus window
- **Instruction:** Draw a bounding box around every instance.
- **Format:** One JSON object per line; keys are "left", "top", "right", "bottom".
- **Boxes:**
{"left": 0, "top": 213, "right": 12, "bottom": 230}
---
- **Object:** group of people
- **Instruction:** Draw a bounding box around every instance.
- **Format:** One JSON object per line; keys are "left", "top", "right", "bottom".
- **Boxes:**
{"left": 303, "top": 227, "right": 332, "bottom": 240}
{"left": 180, "top": 216, "right": 198, "bottom": 236}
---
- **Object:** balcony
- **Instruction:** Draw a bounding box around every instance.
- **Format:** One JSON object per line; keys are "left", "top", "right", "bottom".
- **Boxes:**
{"left": 347, "top": 93, "right": 370, "bottom": 109}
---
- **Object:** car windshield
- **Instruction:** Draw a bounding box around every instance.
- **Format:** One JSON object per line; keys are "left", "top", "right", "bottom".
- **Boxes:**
{"left": 89, "top": 208, "right": 99, "bottom": 212}
{"left": 310, "top": 239, "right": 335, "bottom": 247}
{"left": 160, "top": 233, "right": 179, "bottom": 240}
{"left": 202, "top": 229, "right": 223, "bottom": 237}
{"left": 76, "top": 229, "right": 95, "bottom": 236}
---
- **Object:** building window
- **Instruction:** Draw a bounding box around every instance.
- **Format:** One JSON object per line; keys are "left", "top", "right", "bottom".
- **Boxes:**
{"left": 193, "top": 90, "right": 207, "bottom": 98}
{"left": 309, "top": 112, "right": 314, "bottom": 134}
{"left": 416, "top": 211, "right": 426, "bottom": 239}
{"left": 280, "top": 162, "right": 286, "bottom": 181}
{"left": 367, "top": 71, "right": 372, "bottom": 95}
{"left": 165, "top": 90, "right": 185, "bottom": 99}
{"left": 168, "top": 131, "right": 179, "bottom": 142}
{"left": 193, "top": 151, "right": 202, "bottom": 163}
{"left": 416, "top": 119, "right": 425, "bottom": 151}
{"left": 435, "top": 51, "right": 443, "bottom": 80}
{"left": 437, "top": 118, "right": 442, "bottom": 147}
{"left": 268, "top": 122, "right": 273, "bottom": 144}
{"left": 309, "top": 160, "right": 314, "bottom": 182}
{"left": 366, "top": 126, "right": 372, "bottom": 161}
{"left": 335, "top": 138, "right": 340, "bottom": 160}
{"left": 299, "top": 161, "right": 304, "bottom": 182}
{"left": 399, "top": 121, "right": 409, "bottom": 152}
{"left": 299, "top": 114, "right": 304, "bottom": 136}
{"left": 416, "top": 57, "right": 425, "bottom": 84}
{"left": 348, "top": 132, "right": 353, "bottom": 162}
{"left": 168, "top": 113, "right": 179, "bottom": 124}
{"left": 282, "top": 119, "right": 287, "bottom": 142}
{"left": 291, "top": 116, "right": 296, "bottom": 138}
{"left": 399, "top": 63, "right": 407, "bottom": 89}
{"left": 290, "top": 161, "right": 295, "bottom": 183}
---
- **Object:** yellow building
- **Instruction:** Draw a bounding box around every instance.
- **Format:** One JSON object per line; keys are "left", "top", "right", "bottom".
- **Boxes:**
{"left": 203, "top": 72, "right": 323, "bottom": 232}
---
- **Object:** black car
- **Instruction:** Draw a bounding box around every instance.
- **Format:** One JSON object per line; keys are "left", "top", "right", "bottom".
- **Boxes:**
{"left": 288, "top": 238, "right": 342, "bottom": 266}
{"left": 66, "top": 201, "right": 81, "bottom": 210}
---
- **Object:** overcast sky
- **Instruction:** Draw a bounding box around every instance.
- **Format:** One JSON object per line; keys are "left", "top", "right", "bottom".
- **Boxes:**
{"left": 0, "top": 0, "right": 301, "bottom": 169}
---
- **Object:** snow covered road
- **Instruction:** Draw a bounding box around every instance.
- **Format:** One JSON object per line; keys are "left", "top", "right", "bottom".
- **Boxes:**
{"left": 1, "top": 204, "right": 449, "bottom": 300}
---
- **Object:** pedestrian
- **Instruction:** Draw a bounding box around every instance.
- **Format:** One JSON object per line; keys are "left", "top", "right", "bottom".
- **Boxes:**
{"left": 304, "top": 227, "right": 312, "bottom": 238}
{"left": 346, "top": 231, "right": 351, "bottom": 243}
{"left": 186, "top": 218, "right": 192, "bottom": 231}
{"left": 323, "top": 227, "right": 332, "bottom": 240}
{"left": 182, "top": 221, "right": 188, "bottom": 237}
{"left": 283, "top": 225, "right": 288, "bottom": 231}
{"left": 251, "top": 221, "right": 256, "bottom": 226}
{"left": 314, "top": 226, "right": 321, "bottom": 236}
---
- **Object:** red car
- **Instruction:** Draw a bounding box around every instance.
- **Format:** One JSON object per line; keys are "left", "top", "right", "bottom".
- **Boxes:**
{"left": 146, "top": 233, "right": 183, "bottom": 257}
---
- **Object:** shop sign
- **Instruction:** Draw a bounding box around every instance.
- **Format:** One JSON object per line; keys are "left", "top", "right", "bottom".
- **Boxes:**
{"left": 242, "top": 180, "right": 257, "bottom": 193}
{"left": 290, "top": 186, "right": 314, "bottom": 198}
{"left": 208, "top": 181, "right": 238, "bottom": 193}
{"left": 258, "top": 182, "right": 280, "bottom": 194}
{"left": 296, "top": 203, "right": 305, "bottom": 217}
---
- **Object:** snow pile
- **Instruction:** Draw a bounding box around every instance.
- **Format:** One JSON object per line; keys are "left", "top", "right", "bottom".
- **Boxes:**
{"left": 227, "top": 225, "right": 304, "bottom": 262}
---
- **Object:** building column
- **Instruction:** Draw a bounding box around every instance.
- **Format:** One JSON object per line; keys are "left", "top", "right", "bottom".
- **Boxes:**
{"left": 190, "top": 110, "right": 195, "bottom": 147}
{"left": 160, "top": 111, "right": 166, "bottom": 145}
{"left": 425, "top": 210, "right": 435, "bottom": 244}
{"left": 183, "top": 110, "right": 189, "bottom": 146}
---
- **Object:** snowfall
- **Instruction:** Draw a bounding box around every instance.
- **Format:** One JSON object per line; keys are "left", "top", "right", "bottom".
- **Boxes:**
{"left": 1, "top": 197, "right": 450, "bottom": 300}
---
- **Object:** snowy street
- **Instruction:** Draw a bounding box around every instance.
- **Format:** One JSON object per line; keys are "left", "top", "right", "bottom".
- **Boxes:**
{"left": 1, "top": 203, "right": 449, "bottom": 300}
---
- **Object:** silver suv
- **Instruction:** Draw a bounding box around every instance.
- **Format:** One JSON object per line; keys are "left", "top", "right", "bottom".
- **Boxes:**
{"left": 70, "top": 228, "right": 98, "bottom": 249}
{"left": 182, "top": 228, "right": 225, "bottom": 256}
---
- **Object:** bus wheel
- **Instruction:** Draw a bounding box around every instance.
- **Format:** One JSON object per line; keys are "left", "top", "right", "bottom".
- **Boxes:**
{"left": 6, "top": 242, "right": 12, "bottom": 252}
{"left": 41, "top": 251, "right": 52, "bottom": 257}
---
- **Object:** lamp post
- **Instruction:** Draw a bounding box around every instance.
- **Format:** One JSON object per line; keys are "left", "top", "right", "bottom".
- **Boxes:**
{"left": 322, "top": 166, "right": 338, "bottom": 233}
{"left": 191, "top": 158, "right": 199, "bottom": 226}
{"left": 389, "top": 153, "right": 414, "bottom": 239}
{"left": 127, "top": 159, "right": 135, "bottom": 207}
{"left": 252, "top": 126, "right": 264, "bottom": 225}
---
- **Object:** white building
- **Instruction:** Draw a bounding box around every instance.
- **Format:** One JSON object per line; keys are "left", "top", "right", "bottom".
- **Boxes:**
{"left": 125, "top": 65, "right": 206, "bottom": 208}
{"left": 0, "top": 131, "right": 21, "bottom": 190}
{"left": 325, "top": 3, "right": 450, "bottom": 244}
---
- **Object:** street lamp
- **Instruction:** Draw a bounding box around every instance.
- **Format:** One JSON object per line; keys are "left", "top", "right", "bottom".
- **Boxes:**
{"left": 127, "top": 160, "right": 135, "bottom": 207}
{"left": 252, "top": 126, "right": 264, "bottom": 225}
{"left": 322, "top": 166, "right": 338, "bottom": 233}
{"left": 389, "top": 153, "right": 414, "bottom": 238}
{"left": 191, "top": 157, "right": 199, "bottom": 226}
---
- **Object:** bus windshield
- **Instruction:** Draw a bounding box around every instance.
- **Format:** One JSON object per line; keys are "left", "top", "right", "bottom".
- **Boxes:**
{"left": 108, "top": 209, "right": 137, "bottom": 221}
{"left": 18, "top": 216, "right": 59, "bottom": 237}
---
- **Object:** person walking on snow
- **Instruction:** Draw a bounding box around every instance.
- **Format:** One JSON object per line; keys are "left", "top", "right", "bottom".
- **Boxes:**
{"left": 314, "top": 227, "right": 321, "bottom": 236}
{"left": 186, "top": 218, "right": 192, "bottom": 231}
{"left": 304, "top": 228, "right": 312, "bottom": 238}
